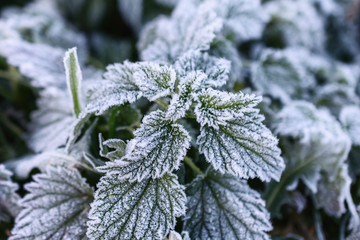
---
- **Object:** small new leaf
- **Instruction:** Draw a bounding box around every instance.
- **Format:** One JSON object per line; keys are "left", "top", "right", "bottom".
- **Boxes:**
{"left": 64, "top": 47, "right": 83, "bottom": 118}
{"left": 87, "top": 173, "right": 186, "bottom": 240}
{"left": 195, "top": 89, "right": 284, "bottom": 181}
{"left": 10, "top": 166, "right": 93, "bottom": 240}
{"left": 184, "top": 170, "right": 272, "bottom": 240}
{"left": 98, "top": 110, "right": 191, "bottom": 181}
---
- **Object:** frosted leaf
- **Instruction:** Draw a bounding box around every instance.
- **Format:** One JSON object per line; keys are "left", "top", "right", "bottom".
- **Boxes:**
{"left": 209, "top": 37, "right": 242, "bottom": 84}
{"left": 139, "top": 1, "right": 222, "bottom": 63}
{"left": 263, "top": 0, "right": 325, "bottom": 51}
{"left": 0, "top": 165, "right": 21, "bottom": 222}
{"left": 164, "top": 231, "right": 190, "bottom": 240}
{"left": 251, "top": 48, "right": 314, "bottom": 102}
{"left": 0, "top": 39, "right": 66, "bottom": 89}
{"left": 64, "top": 47, "right": 83, "bottom": 117}
{"left": 28, "top": 89, "right": 75, "bottom": 152}
{"left": 195, "top": 89, "right": 284, "bottom": 181}
{"left": 85, "top": 61, "right": 142, "bottom": 115}
{"left": 273, "top": 101, "right": 349, "bottom": 145}
{"left": 194, "top": 88, "right": 262, "bottom": 129}
{"left": 184, "top": 170, "right": 272, "bottom": 240}
{"left": 206, "top": 0, "right": 267, "bottom": 42}
{"left": 166, "top": 71, "right": 207, "bottom": 121}
{"left": 174, "top": 50, "right": 231, "bottom": 88}
{"left": 98, "top": 110, "right": 191, "bottom": 181}
{"left": 99, "top": 136, "right": 127, "bottom": 161}
{"left": 134, "top": 62, "right": 176, "bottom": 101}
{"left": 314, "top": 83, "right": 359, "bottom": 116}
{"left": 87, "top": 173, "right": 186, "bottom": 240}
{"left": 340, "top": 106, "right": 360, "bottom": 146}
{"left": 10, "top": 166, "right": 93, "bottom": 240}
{"left": 315, "top": 164, "right": 353, "bottom": 217}
{"left": 283, "top": 137, "right": 351, "bottom": 194}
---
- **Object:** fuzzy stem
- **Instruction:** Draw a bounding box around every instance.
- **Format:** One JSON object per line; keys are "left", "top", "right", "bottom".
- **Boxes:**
{"left": 155, "top": 99, "right": 168, "bottom": 110}
{"left": 184, "top": 156, "right": 205, "bottom": 177}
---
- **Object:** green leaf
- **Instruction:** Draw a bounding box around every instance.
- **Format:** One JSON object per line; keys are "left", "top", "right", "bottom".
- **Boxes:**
{"left": 87, "top": 173, "right": 186, "bottom": 240}
{"left": 184, "top": 169, "right": 272, "bottom": 240}
{"left": 0, "top": 165, "right": 21, "bottom": 223}
{"left": 195, "top": 89, "right": 284, "bottom": 181}
{"left": 10, "top": 166, "right": 93, "bottom": 240}
{"left": 64, "top": 47, "right": 83, "bottom": 118}
{"left": 98, "top": 110, "right": 191, "bottom": 181}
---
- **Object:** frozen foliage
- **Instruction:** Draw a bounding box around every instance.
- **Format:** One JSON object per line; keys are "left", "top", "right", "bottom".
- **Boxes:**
{"left": 138, "top": 0, "right": 222, "bottom": 63}
{"left": 98, "top": 110, "right": 191, "bottom": 181}
{"left": 99, "top": 137, "right": 127, "bottom": 161}
{"left": 86, "top": 61, "right": 142, "bottom": 114}
{"left": 184, "top": 169, "right": 272, "bottom": 240}
{"left": 164, "top": 231, "right": 190, "bottom": 240}
{"left": 0, "top": 165, "right": 21, "bottom": 223}
{"left": 273, "top": 101, "right": 348, "bottom": 144}
{"left": 10, "top": 166, "right": 93, "bottom": 240}
{"left": 340, "top": 106, "right": 360, "bottom": 146}
{"left": 252, "top": 48, "right": 314, "bottom": 102}
{"left": 196, "top": 89, "right": 284, "bottom": 181}
{"left": 87, "top": 173, "right": 186, "bottom": 240}
{"left": 315, "top": 165, "right": 353, "bottom": 217}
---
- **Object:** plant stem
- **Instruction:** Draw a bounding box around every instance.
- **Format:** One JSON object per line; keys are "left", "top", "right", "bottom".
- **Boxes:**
{"left": 108, "top": 110, "right": 117, "bottom": 138}
{"left": 184, "top": 156, "right": 205, "bottom": 177}
{"left": 155, "top": 99, "right": 168, "bottom": 110}
{"left": 185, "top": 113, "right": 196, "bottom": 119}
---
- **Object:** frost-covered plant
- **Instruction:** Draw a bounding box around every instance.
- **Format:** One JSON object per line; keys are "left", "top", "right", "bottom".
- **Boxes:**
{"left": 1, "top": 0, "right": 360, "bottom": 239}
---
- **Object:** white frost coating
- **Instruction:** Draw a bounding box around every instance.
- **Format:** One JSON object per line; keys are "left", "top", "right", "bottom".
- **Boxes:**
{"left": 184, "top": 170, "right": 272, "bottom": 240}
{"left": 174, "top": 50, "right": 231, "bottom": 88}
{"left": 0, "top": 39, "right": 67, "bottom": 89}
{"left": 273, "top": 101, "right": 350, "bottom": 145}
{"left": 166, "top": 71, "right": 206, "bottom": 121}
{"left": 264, "top": 0, "right": 325, "bottom": 51}
{"left": 10, "top": 166, "right": 93, "bottom": 240}
{"left": 139, "top": 0, "right": 223, "bottom": 63}
{"left": 99, "top": 136, "right": 127, "bottom": 161}
{"left": 252, "top": 48, "right": 314, "bottom": 102}
{"left": 87, "top": 173, "right": 186, "bottom": 240}
{"left": 195, "top": 89, "right": 284, "bottom": 181}
{"left": 28, "top": 89, "right": 75, "bottom": 152}
{"left": 194, "top": 88, "right": 262, "bottom": 129}
{"left": 283, "top": 136, "right": 351, "bottom": 194}
{"left": 0, "top": 165, "right": 21, "bottom": 223}
{"left": 98, "top": 110, "right": 191, "bottom": 181}
{"left": 315, "top": 165, "right": 353, "bottom": 218}
{"left": 164, "top": 231, "right": 190, "bottom": 240}
{"left": 85, "top": 61, "right": 142, "bottom": 115}
{"left": 340, "top": 106, "right": 360, "bottom": 146}
{"left": 134, "top": 62, "right": 176, "bottom": 101}
{"left": 206, "top": 0, "right": 267, "bottom": 43}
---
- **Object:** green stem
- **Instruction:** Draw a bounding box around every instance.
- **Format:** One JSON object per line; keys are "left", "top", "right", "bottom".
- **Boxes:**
{"left": 155, "top": 99, "right": 168, "bottom": 110}
{"left": 108, "top": 110, "right": 117, "bottom": 138}
{"left": 313, "top": 204, "right": 325, "bottom": 240}
{"left": 184, "top": 156, "right": 205, "bottom": 177}
{"left": 185, "top": 113, "right": 196, "bottom": 119}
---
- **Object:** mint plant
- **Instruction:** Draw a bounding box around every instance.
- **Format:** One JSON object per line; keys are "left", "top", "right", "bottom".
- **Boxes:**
{"left": 1, "top": 0, "right": 360, "bottom": 239}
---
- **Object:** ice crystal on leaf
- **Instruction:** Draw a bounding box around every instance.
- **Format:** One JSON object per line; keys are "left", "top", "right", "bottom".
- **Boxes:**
{"left": 340, "top": 106, "right": 360, "bottom": 146}
{"left": 0, "top": 165, "right": 21, "bottom": 223}
{"left": 10, "top": 166, "right": 93, "bottom": 240}
{"left": 98, "top": 110, "right": 191, "bottom": 181}
{"left": 196, "top": 88, "right": 284, "bottom": 181}
{"left": 184, "top": 169, "right": 272, "bottom": 240}
{"left": 174, "top": 50, "right": 231, "bottom": 88}
{"left": 87, "top": 173, "right": 186, "bottom": 240}
{"left": 139, "top": 0, "right": 222, "bottom": 63}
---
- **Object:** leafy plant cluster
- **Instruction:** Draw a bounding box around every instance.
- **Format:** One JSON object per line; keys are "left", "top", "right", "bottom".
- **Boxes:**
{"left": 1, "top": 0, "right": 360, "bottom": 239}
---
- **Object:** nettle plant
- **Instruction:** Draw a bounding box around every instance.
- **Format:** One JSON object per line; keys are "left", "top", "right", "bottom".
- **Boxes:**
{"left": 1, "top": 0, "right": 360, "bottom": 239}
